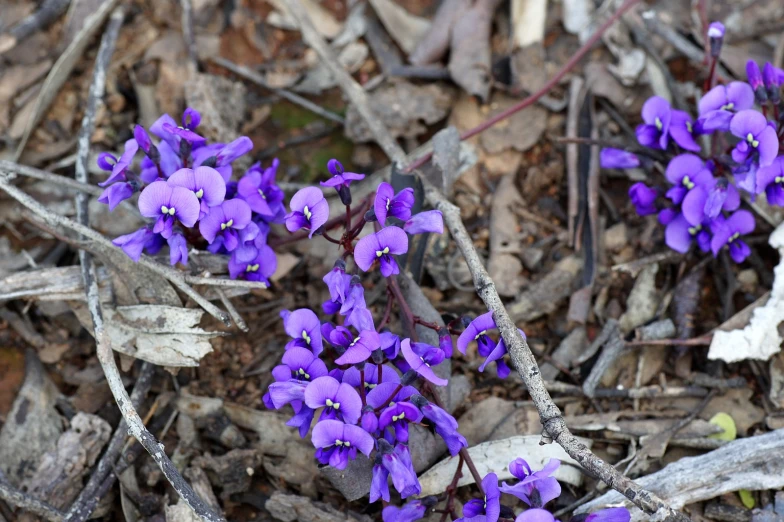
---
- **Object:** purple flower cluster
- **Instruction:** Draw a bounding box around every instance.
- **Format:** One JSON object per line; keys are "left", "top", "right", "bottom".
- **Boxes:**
{"left": 602, "top": 36, "right": 784, "bottom": 264}
{"left": 99, "top": 108, "right": 283, "bottom": 285}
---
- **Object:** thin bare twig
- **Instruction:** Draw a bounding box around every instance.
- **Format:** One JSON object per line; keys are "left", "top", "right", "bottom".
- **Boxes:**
{"left": 70, "top": 10, "right": 225, "bottom": 522}
{"left": 285, "top": 1, "right": 689, "bottom": 519}
{"left": 0, "top": 0, "right": 70, "bottom": 55}
{"left": 0, "top": 480, "right": 64, "bottom": 522}
{"left": 210, "top": 56, "right": 346, "bottom": 125}
{"left": 64, "top": 363, "right": 155, "bottom": 522}
{"left": 179, "top": 0, "right": 199, "bottom": 74}
{"left": 0, "top": 160, "right": 104, "bottom": 196}
{"left": 0, "top": 175, "right": 237, "bottom": 325}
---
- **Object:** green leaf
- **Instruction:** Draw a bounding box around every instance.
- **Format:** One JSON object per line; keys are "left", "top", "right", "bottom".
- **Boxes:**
{"left": 739, "top": 489, "right": 755, "bottom": 509}
{"left": 708, "top": 412, "right": 737, "bottom": 441}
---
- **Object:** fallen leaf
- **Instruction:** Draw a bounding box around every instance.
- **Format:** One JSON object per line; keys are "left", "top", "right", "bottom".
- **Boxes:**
{"left": 267, "top": 0, "right": 343, "bottom": 39}
{"left": 488, "top": 174, "right": 525, "bottom": 297}
{"left": 479, "top": 93, "right": 548, "bottom": 154}
{"left": 511, "top": 0, "right": 548, "bottom": 48}
{"left": 185, "top": 73, "right": 247, "bottom": 144}
{"left": 739, "top": 489, "right": 755, "bottom": 509}
{"left": 709, "top": 221, "right": 784, "bottom": 362}
{"left": 708, "top": 413, "right": 737, "bottom": 441}
{"left": 368, "top": 0, "right": 430, "bottom": 55}
{"left": 418, "top": 435, "right": 591, "bottom": 496}
{"left": 72, "top": 304, "right": 218, "bottom": 367}
{"left": 0, "top": 350, "right": 63, "bottom": 486}
{"left": 345, "top": 80, "right": 454, "bottom": 142}
{"left": 295, "top": 41, "right": 368, "bottom": 94}
{"left": 618, "top": 263, "right": 659, "bottom": 333}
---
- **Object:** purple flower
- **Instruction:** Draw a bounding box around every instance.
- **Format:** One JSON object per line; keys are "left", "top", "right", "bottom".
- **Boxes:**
{"left": 456, "top": 312, "right": 514, "bottom": 378}
{"left": 140, "top": 140, "right": 182, "bottom": 182}
{"left": 515, "top": 509, "right": 556, "bottom": 522}
{"left": 272, "top": 347, "right": 329, "bottom": 384}
{"left": 167, "top": 233, "right": 188, "bottom": 265}
{"left": 167, "top": 166, "right": 226, "bottom": 218}
{"left": 138, "top": 181, "right": 200, "bottom": 238}
{"left": 669, "top": 110, "right": 701, "bottom": 152}
{"left": 182, "top": 107, "right": 201, "bottom": 129}
{"left": 334, "top": 329, "right": 382, "bottom": 365}
{"left": 600, "top": 148, "right": 640, "bottom": 169}
{"left": 747, "top": 60, "right": 767, "bottom": 102}
{"left": 362, "top": 407, "right": 379, "bottom": 434}
{"left": 133, "top": 125, "right": 153, "bottom": 155}
{"left": 237, "top": 160, "right": 285, "bottom": 217}
{"left": 438, "top": 328, "right": 453, "bottom": 358}
{"left": 664, "top": 154, "right": 713, "bottom": 204}
{"left": 98, "top": 182, "right": 135, "bottom": 211}
{"left": 371, "top": 460, "right": 391, "bottom": 503}
{"left": 228, "top": 243, "right": 277, "bottom": 285}
{"left": 570, "top": 508, "right": 631, "bottom": 522}
{"left": 500, "top": 458, "right": 561, "bottom": 507}
{"left": 377, "top": 440, "right": 421, "bottom": 498}
{"left": 323, "top": 259, "right": 351, "bottom": 304}
{"left": 112, "top": 227, "right": 155, "bottom": 262}
{"left": 380, "top": 331, "right": 401, "bottom": 359}
{"left": 162, "top": 122, "right": 204, "bottom": 145}
{"left": 382, "top": 499, "right": 431, "bottom": 522}
{"left": 378, "top": 401, "right": 422, "bottom": 443}
{"left": 311, "top": 419, "right": 374, "bottom": 469}
{"left": 757, "top": 156, "right": 784, "bottom": 205}
{"left": 698, "top": 82, "right": 754, "bottom": 132}
{"left": 374, "top": 182, "right": 415, "bottom": 224}
{"left": 403, "top": 210, "right": 444, "bottom": 235}
{"left": 339, "top": 277, "right": 375, "bottom": 331}
{"left": 400, "top": 338, "right": 447, "bottom": 386}
{"left": 98, "top": 139, "right": 139, "bottom": 187}
{"left": 729, "top": 110, "right": 779, "bottom": 167}
{"left": 635, "top": 96, "right": 671, "bottom": 150}
{"left": 710, "top": 210, "right": 755, "bottom": 263}
{"left": 286, "top": 187, "right": 329, "bottom": 238}
{"left": 282, "top": 308, "right": 323, "bottom": 355}
{"left": 665, "top": 213, "right": 711, "bottom": 254}
{"left": 354, "top": 227, "right": 409, "bottom": 277}
{"left": 764, "top": 62, "right": 782, "bottom": 103}
{"left": 267, "top": 380, "right": 308, "bottom": 410}
{"left": 628, "top": 183, "right": 657, "bottom": 216}
{"left": 682, "top": 177, "right": 739, "bottom": 224}
{"left": 463, "top": 473, "right": 501, "bottom": 522}
{"left": 342, "top": 363, "right": 399, "bottom": 390}
{"left": 304, "top": 375, "right": 362, "bottom": 424}
{"left": 411, "top": 395, "right": 467, "bottom": 456}
{"left": 216, "top": 136, "right": 253, "bottom": 166}
{"left": 199, "top": 199, "right": 252, "bottom": 251}
{"left": 366, "top": 381, "right": 418, "bottom": 411}
{"left": 321, "top": 159, "right": 364, "bottom": 204}
{"left": 707, "top": 21, "right": 725, "bottom": 39}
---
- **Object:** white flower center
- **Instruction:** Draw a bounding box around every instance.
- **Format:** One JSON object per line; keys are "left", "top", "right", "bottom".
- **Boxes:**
{"left": 220, "top": 219, "right": 234, "bottom": 230}
{"left": 325, "top": 398, "right": 340, "bottom": 410}
{"left": 375, "top": 246, "right": 390, "bottom": 258}
{"left": 392, "top": 412, "right": 406, "bottom": 422}
{"left": 720, "top": 102, "right": 734, "bottom": 111}
{"left": 688, "top": 224, "right": 702, "bottom": 236}
{"left": 386, "top": 197, "right": 391, "bottom": 210}
{"left": 334, "top": 439, "right": 350, "bottom": 447}
{"left": 682, "top": 176, "right": 695, "bottom": 190}
{"left": 654, "top": 117, "right": 663, "bottom": 131}
{"left": 302, "top": 330, "right": 311, "bottom": 345}
{"left": 161, "top": 205, "right": 176, "bottom": 216}
{"left": 747, "top": 133, "right": 760, "bottom": 148}
{"left": 474, "top": 329, "right": 487, "bottom": 341}
{"left": 729, "top": 232, "right": 740, "bottom": 242}
{"left": 258, "top": 189, "right": 267, "bottom": 199}
{"left": 195, "top": 188, "right": 204, "bottom": 199}
{"left": 246, "top": 264, "right": 259, "bottom": 272}
{"left": 303, "top": 206, "right": 312, "bottom": 220}
{"left": 296, "top": 368, "right": 310, "bottom": 380}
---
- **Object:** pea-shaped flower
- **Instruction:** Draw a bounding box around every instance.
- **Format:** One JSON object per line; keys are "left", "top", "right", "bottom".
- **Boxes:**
{"left": 167, "top": 166, "right": 226, "bottom": 219}
{"left": 285, "top": 187, "right": 329, "bottom": 238}
{"left": 199, "top": 199, "right": 252, "bottom": 251}
{"left": 354, "top": 227, "right": 409, "bottom": 277}
{"left": 137, "top": 181, "right": 200, "bottom": 239}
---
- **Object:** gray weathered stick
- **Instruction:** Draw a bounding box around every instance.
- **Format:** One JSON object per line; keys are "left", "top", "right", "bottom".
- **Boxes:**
{"left": 0, "top": 479, "right": 64, "bottom": 522}
{"left": 69, "top": 10, "right": 225, "bottom": 522}
{"left": 0, "top": 0, "right": 70, "bottom": 55}
{"left": 0, "top": 160, "right": 104, "bottom": 196}
{"left": 64, "top": 363, "right": 155, "bottom": 522}
{"left": 284, "top": 1, "right": 689, "bottom": 519}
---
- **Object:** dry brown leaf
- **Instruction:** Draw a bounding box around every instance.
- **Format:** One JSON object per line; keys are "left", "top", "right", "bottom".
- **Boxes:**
{"left": 448, "top": 0, "right": 503, "bottom": 101}
{"left": 409, "top": 0, "right": 471, "bottom": 65}
{"left": 479, "top": 93, "right": 548, "bottom": 154}
{"left": 345, "top": 80, "right": 454, "bottom": 143}
{"left": 185, "top": 73, "right": 247, "bottom": 143}
{"left": 488, "top": 174, "right": 525, "bottom": 297}
{"left": 368, "top": 0, "right": 430, "bottom": 55}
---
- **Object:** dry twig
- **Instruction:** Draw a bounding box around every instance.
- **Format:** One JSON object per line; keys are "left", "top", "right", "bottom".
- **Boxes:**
{"left": 285, "top": 1, "right": 689, "bottom": 519}
{"left": 0, "top": 161, "right": 104, "bottom": 196}
{"left": 68, "top": 9, "right": 225, "bottom": 522}
{"left": 0, "top": 480, "right": 64, "bottom": 522}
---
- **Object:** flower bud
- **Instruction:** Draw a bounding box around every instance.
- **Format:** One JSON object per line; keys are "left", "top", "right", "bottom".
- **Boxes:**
{"left": 364, "top": 207, "right": 377, "bottom": 222}
{"left": 438, "top": 327, "right": 453, "bottom": 358}
{"left": 361, "top": 407, "right": 378, "bottom": 433}
{"left": 178, "top": 138, "right": 193, "bottom": 161}
{"left": 201, "top": 155, "right": 218, "bottom": 168}
{"left": 337, "top": 184, "right": 352, "bottom": 205}
{"left": 133, "top": 125, "right": 152, "bottom": 153}
{"left": 409, "top": 394, "right": 428, "bottom": 409}
{"left": 707, "top": 22, "right": 724, "bottom": 58}
{"left": 401, "top": 370, "right": 419, "bottom": 386}
{"left": 747, "top": 60, "right": 768, "bottom": 103}
{"left": 763, "top": 62, "right": 781, "bottom": 104}
{"left": 327, "top": 158, "right": 344, "bottom": 176}
{"left": 371, "top": 348, "right": 385, "bottom": 365}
